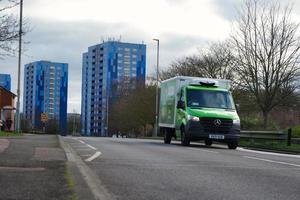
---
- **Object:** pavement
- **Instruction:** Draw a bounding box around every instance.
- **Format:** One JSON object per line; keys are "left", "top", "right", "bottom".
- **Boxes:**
{"left": 61, "top": 137, "right": 300, "bottom": 200}
{"left": 0, "top": 135, "right": 73, "bottom": 200}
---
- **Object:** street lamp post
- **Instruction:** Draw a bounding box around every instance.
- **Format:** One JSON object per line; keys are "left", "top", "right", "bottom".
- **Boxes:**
{"left": 153, "top": 39, "right": 159, "bottom": 137}
{"left": 72, "top": 109, "right": 76, "bottom": 136}
{"left": 16, "top": 0, "right": 23, "bottom": 133}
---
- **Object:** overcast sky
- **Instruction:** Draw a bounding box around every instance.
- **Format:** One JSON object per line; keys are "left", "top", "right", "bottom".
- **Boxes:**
{"left": 1, "top": 0, "right": 300, "bottom": 113}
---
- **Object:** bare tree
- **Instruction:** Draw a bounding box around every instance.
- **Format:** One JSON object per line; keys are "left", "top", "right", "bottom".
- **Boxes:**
{"left": 231, "top": 0, "right": 300, "bottom": 128}
{"left": 0, "top": 0, "right": 26, "bottom": 57}
{"left": 159, "top": 55, "right": 202, "bottom": 80}
{"left": 109, "top": 82, "right": 156, "bottom": 137}
{"left": 160, "top": 41, "right": 236, "bottom": 82}
{"left": 200, "top": 41, "right": 236, "bottom": 80}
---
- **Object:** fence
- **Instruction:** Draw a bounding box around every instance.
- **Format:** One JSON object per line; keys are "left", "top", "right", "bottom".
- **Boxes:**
{"left": 240, "top": 129, "right": 295, "bottom": 146}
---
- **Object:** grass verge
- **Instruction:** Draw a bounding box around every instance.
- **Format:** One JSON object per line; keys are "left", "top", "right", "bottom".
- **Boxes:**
{"left": 64, "top": 163, "right": 78, "bottom": 200}
{"left": 239, "top": 138, "right": 300, "bottom": 153}
{"left": 0, "top": 131, "right": 23, "bottom": 137}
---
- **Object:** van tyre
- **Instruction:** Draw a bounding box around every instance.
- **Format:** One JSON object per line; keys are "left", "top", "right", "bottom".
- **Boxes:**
{"left": 227, "top": 140, "right": 238, "bottom": 149}
{"left": 164, "top": 129, "right": 172, "bottom": 144}
{"left": 181, "top": 127, "right": 190, "bottom": 146}
{"left": 205, "top": 139, "right": 213, "bottom": 146}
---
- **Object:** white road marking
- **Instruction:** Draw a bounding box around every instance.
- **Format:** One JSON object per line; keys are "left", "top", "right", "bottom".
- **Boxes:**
{"left": 81, "top": 154, "right": 92, "bottom": 157}
{"left": 72, "top": 138, "right": 97, "bottom": 150}
{"left": 86, "top": 144, "right": 97, "bottom": 150}
{"left": 187, "top": 147, "right": 219, "bottom": 154}
{"left": 78, "top": 140, "right": 86, "bottom": 144}
{"left": 238, "top": 147, "right": 300, "bottom": 159}
{"left": 76, "top": 148, "right": 92, "bottom": 151}
{"left": 85, "top": 151, "right": 102, "bottom": 162}
{"left": 244, "top": 156, "right": 300, "bottom": 168}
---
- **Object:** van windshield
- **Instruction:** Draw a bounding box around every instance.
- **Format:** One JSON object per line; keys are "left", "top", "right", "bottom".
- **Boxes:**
{"left": 186, "top": 89, "right": 235, "bottom": 109}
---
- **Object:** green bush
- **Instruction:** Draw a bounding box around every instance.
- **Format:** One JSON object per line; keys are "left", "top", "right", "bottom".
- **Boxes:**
{"left": 291, "top": 125, "right": 300, "bottom": 138}
{"left": 241, "top": 117, "right": 262, "bottom": 130}
{"left": 241, "top": 117, "right": 280, "bottom": 130}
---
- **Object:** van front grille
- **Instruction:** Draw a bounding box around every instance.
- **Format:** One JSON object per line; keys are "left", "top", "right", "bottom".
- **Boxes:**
{"left": 200, "top": 118, "right": 233, "bottom": 134}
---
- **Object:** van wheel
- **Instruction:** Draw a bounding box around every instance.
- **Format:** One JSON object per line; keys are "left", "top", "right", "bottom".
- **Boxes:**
{"left": 164, "top": 128, "right": 172, "bottom": 144}
{"left": 205, "top": 139, "right": 212, "bottom": 146}
{"left": 181, "top": 127, "right": 190, "bottom": 146}
{"left": 227, "top": 140, "right": 238, "bottom": 149}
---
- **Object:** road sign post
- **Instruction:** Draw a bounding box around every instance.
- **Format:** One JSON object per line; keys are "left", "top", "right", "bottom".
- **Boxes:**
{"left": 287, "top": 128, "right": 292, "bottom": 146}
{"left": 41, "top": 113, "right": 48, "bottom": 133}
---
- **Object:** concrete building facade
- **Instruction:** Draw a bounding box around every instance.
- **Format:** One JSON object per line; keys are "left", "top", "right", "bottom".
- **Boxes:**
{"left": 0, "top": 74, "right": 11, "bottom": 91}
{"left": 23, "top": 61, "right": 68, "bottom": 134}
{"left": 81, "top": 41, "right": 146, "bottom": 136}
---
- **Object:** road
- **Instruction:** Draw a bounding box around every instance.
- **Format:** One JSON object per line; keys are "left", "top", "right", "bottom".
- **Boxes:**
{"left": 63, "top": 137, "right": 300, "bottom": 200}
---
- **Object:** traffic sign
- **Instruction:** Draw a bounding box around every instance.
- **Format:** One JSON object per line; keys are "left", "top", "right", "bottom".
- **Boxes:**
{"left": 41, "top": 113, "right": 48, "bottom": 123}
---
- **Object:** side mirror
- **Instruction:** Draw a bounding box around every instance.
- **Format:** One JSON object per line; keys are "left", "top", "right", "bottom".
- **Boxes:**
{"left": 177, "top": 100, "right": 185, "bottom": 109}
{"left": 235, "top": 104, "right": 240, "bottom": 113}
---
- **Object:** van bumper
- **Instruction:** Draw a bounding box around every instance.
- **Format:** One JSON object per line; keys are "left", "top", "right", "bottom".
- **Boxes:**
{"left": 186, "top": 121, "right": 240, "bottom": 141}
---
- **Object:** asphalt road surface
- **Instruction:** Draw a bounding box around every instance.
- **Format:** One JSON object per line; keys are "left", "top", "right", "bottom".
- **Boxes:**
{"left": 63, "top": 137, "right": 300, "bottom": 200}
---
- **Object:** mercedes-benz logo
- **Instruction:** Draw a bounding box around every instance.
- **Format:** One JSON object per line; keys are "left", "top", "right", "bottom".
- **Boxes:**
{"left": 214, "top": 119, "right": 221, "bottom": 126}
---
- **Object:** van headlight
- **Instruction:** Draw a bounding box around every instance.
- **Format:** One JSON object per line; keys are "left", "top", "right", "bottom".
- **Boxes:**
{"left": 233, "top": 119, "right": 240, "bottom": 126}
{"left": 188, "top": 115, "right": 200, "bottom": 122}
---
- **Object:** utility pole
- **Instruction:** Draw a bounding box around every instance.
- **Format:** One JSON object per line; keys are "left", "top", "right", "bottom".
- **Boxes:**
{"left": 72, "top": 109, "right": 76, "bottom": 136}
{"left": 16, "top": 0, "right": 23, "bottom": 133}
{"left": 106, "top": 90, "right": 109, "bottom": 137}
{"left": 107, "top": 98, "right": 109, "bottom": 136}
{"left": 153, "top": 39, "right": 159, "bottom": 137}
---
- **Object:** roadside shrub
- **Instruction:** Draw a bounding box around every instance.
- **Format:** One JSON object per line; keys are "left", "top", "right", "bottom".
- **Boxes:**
{"left": 241, "top": 117, "right": 262, "bottom": 130}
{"left": 241, "top": 117, "right": 280, "bottom": 130}
{"left": 291, "top": 125, "right": 300, "bottom": 138}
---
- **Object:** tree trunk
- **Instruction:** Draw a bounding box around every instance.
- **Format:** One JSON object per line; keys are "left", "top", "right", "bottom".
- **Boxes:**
{"left": 143, "top": 125, "right": 147, "bottom": 137}
{"left": 262, "top": 111, "right": 269, "bottom": 129}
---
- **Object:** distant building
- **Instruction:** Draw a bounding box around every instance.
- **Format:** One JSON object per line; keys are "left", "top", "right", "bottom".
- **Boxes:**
{"left": 0, "top": 86, "right": 16, "bottom": 131}
{"left": 0, "top": 74, "right": 11, "bottom": 91}
{"left": 81, "top": 41, "right": 146, "bottom": 136}
{"left": 67, "top": 113, "right": 81, "bottom": 135}
{"left": 23, "top": 61, "right": 68, "bottom": 135}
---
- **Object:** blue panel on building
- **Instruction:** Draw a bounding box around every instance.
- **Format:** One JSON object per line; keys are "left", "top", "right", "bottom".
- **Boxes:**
{"left": 23, "top": 61, "right": 68, "bottom": 135}
{"left": 81, "top": 41, "right": 146, "bottom": 137}
{"left": 0, "top": 74, "right": 11, "bottom": 91}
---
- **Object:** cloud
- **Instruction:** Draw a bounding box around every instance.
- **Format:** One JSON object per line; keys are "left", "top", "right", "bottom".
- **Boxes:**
{"left": 23, "top": 19, "right": 155, "bottom": 112}
{"left": 164, "top": 0, "right": 187, "bottom": 6}
{"left": 155, "top": 33, "right": 207, "bottom": 69}
{"left": 1, "top": 18, "right": 209, "bottom": 112}
{"left": 212, "top": 0, "right": 300, "bottom": 21}
{"left": 212, "top": 0, "right": 242, "bottom": 21}
{"left": 10, "top": 0, "right": 300, "bottom": 113}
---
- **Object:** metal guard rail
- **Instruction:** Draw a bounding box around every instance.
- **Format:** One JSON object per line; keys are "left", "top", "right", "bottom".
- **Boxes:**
{"left": 239, "top": 129, "right": 293, "bottom": 146}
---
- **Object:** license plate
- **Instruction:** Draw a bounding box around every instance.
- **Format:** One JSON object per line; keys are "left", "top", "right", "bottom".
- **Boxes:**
{"left": 209, "top": 134, "right": 224, "bottom": 140}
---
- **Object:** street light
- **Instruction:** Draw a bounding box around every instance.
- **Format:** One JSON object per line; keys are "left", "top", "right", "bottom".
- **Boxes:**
{"left": 153, "top": 39, "right": 159, "bottom": 137}
{"left": 16, "top": 0, "right": 23, "bottom": 133}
